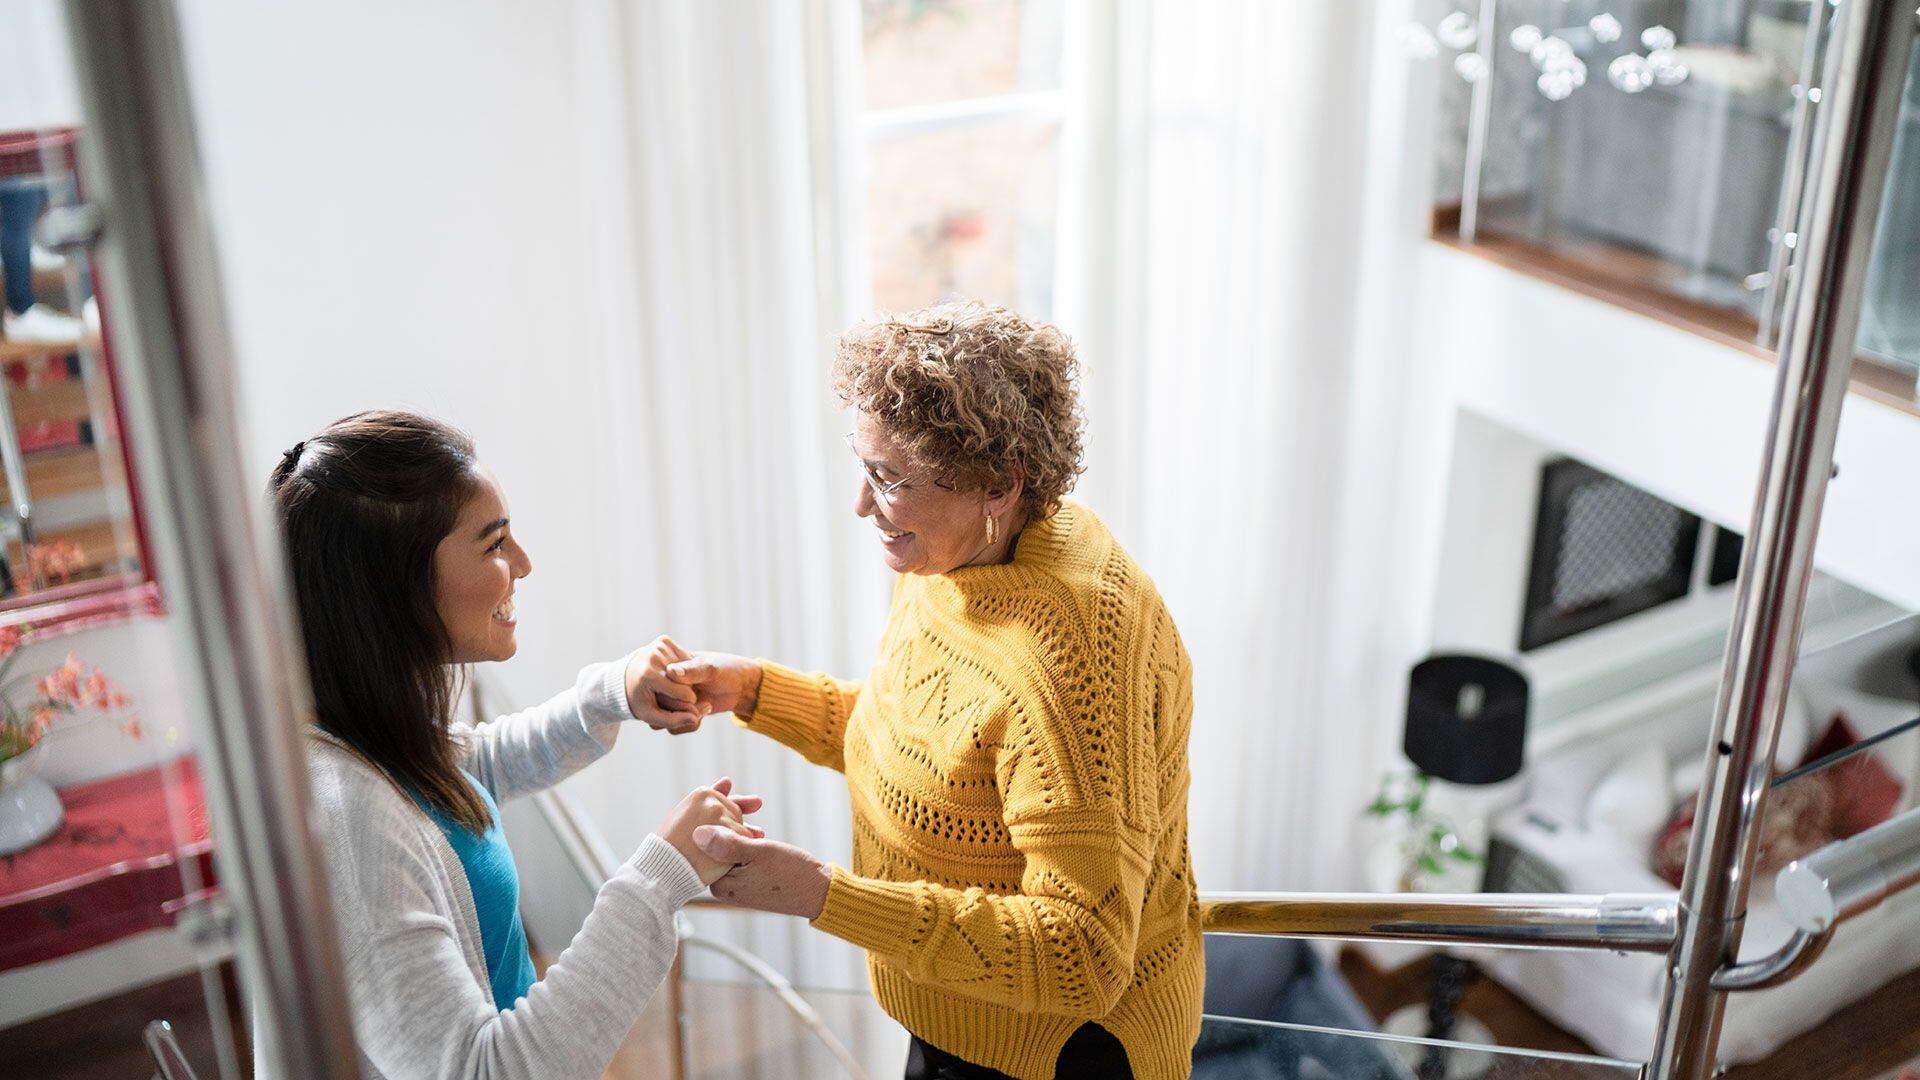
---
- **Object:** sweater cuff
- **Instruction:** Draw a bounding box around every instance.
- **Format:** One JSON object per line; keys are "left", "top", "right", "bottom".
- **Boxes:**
{"left": 573, "top": 655, "right": 635, "bottom": 745}
{"left": 809, "top": 865, "right": 926, "bottom": 955}
{"left": 736, "top": 661, "right": 830, "bottom": 744}
{"left": 627, "top": 833, "right": 708, "bottom": 909}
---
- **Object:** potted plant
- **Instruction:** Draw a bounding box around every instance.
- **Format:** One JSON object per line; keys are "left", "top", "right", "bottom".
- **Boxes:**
{"left": 0, "top": 624, "right": 136, "bottom": 855}
{"left": 1365, "top": 770, "right": 1486, "bottom": 892}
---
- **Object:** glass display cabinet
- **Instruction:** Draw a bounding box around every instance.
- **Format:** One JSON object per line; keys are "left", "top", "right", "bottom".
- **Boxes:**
{"left": 0, "top": 126, "right": 159, "bottom": 628}
{"left": 1416, "top": 0, "right": 1920, "bottom": 384}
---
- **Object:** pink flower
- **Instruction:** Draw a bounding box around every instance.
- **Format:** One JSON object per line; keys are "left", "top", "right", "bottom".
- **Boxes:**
{"left": 43, "top": 653, "right": 86, "bottom": 705}
{"left": 120, "top": 718, "right": 144, "bottom": 741}
{"left": 0, "top": 625, "right": 24, "bottom": 662}
{"left": 27, "top": 705, "right": 56, "bottom": 742}
{"left": 84, "top": 672, "right": 114, "bottom": 709}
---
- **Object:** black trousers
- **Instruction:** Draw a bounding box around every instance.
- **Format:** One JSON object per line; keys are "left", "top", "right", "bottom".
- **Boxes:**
{"left": 904, "top": 1023, "right": 1132, "bottom": 1080}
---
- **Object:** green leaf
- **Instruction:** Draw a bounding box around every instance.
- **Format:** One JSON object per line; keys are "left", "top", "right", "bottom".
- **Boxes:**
{"left": 1417, "top": 854, "right": 1444, "bottom": 876}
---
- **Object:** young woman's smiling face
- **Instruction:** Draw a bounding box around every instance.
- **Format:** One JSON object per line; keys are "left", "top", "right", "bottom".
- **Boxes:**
{"left": 432, "top": 470, "right": 531, "bottom": 664}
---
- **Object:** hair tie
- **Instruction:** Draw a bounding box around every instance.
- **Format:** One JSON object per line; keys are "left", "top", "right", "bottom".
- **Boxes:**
{"left": 282, "top": 440, "right": 306, "bottom": 466}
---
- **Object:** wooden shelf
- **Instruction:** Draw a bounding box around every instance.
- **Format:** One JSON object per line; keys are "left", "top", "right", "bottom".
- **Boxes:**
{"left": 8, "top": 377, "right": 91, "bottom": 428}
{"left": 0, "top": 446, "right": 107, "bottom": 502}
{"left": 0, "top": 336, "right": 97, "bottom": 363}
{"left": 5, "top": 518, "right": 139, "bottom": 586}
{"left": 1429, "top": 217, "right": 1920, "bottom": 421}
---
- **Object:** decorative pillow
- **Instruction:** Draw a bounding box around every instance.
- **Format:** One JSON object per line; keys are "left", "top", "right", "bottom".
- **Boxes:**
{"left": 1586, "top": 744, "right": 1673, "bottom": 854}
{"left": 1652, "top": 775, "right": 1835, "bottom": 886}
{"left": 1805, "top": 713, "right": 1904, "bottom": 837}
{"left": 1649, "top": 712, "right": 1900, "bottom": 885}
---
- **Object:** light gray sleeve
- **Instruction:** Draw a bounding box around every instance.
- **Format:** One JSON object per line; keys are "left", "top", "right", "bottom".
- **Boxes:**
{"left": 336, "top": 816, "right": 704, "bottom": 1080}
{"left": 455, "top": 655, "right": 637, "bottom": 803}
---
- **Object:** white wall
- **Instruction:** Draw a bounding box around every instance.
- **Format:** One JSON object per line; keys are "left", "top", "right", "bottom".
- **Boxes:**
{"left": 0, "top": 0, "right": 78, "bottom": 131}
{"left": 174, "top": 2, "right": 623, "bottom": 708}
{"left": 1422, "top": 242, "right": 1920, "bottom": 612}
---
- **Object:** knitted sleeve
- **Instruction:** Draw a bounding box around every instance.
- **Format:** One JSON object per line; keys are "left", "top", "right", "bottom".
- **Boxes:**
{"left": 735, "top": 660, "right": 862, "bottom": 773}
{"left": 809, "top": 603, "right": 1163, "bottom": 1019}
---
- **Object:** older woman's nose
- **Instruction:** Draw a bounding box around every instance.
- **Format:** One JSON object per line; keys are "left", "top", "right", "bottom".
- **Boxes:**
{"left": 854, "top": 475, "right": 878, "bottom": 518}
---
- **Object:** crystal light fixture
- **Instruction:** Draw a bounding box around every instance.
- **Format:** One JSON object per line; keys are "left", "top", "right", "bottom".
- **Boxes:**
{"left": 1437, "top": 11, "right": 1479, "bottom": 50}
{"left": 1398, "top": 7, "right": 1684, "bottom": 98}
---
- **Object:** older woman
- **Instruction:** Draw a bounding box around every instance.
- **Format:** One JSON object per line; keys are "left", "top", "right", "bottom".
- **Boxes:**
{"left": 665, "top": 302, "right": 1203, "bottom": 1080}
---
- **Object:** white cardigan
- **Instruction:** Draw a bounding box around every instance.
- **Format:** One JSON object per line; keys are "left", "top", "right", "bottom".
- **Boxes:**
{"left": 265, "top": 658, "right": 704, "bottom": 1080}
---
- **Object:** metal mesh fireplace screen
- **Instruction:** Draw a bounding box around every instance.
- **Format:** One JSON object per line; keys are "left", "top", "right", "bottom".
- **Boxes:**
{"left": 1520, "top": 458, "right": 1701, "bottom": 652}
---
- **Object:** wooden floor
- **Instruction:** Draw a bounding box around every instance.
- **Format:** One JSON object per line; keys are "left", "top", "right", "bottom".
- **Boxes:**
{"left": 0, "top": 965, "right": 249, "bottom": 1080}
{"left": 1339, "top": 948, "right": 1920, "bottom": 1080}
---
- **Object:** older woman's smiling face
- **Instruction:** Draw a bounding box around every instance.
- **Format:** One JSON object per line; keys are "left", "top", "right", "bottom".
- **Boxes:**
{"left": 848, "top": 410, "right": 1015, "bottom": 576}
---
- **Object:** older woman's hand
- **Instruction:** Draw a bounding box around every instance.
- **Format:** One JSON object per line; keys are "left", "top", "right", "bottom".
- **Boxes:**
{"left": 657, "top": 778, "right": 765, "bottom": 885}
{"left": 693, "top": 826, "right": 833, "bottom": 919}
{"left": 664, "top": 652, "right": 764, "bottom": 719}
{"left": 625, "top": 636, "right": 708, "bottom": 733}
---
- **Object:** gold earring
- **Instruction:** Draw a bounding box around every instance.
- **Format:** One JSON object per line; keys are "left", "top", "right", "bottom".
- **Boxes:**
{"left": 985, "top": 511, "right": 997, "bottom": 546}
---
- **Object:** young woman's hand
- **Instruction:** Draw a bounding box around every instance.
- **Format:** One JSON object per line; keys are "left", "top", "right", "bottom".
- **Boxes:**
{"left": 663, "top": 652, "right": 764, "bottom": 719}
{"left": 625, "top": 636, "right": 707, "bottom": 733}
{"left": 694, "top": 826, "right": 832, "bottom": 920}
{"left": 657, "top": 777, "right": 765, "bottom": 885}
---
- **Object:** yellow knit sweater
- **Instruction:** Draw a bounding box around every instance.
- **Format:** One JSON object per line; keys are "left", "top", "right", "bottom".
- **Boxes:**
{"left": 741, "top": 502, "right": 1204, "bottom": 1080}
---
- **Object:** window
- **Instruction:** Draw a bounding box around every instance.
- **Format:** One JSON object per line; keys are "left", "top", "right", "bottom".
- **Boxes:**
{"left": 858, "top": 0, "right": 1067, "bottom": 317}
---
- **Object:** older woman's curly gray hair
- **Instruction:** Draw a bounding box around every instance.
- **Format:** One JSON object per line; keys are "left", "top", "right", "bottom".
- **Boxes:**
{"left": 833, "top": 301, "right": 1087, "bottom": 519}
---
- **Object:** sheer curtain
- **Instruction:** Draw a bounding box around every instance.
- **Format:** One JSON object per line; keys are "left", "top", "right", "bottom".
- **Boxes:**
{"left": 557, "top": 0, "right": 886, "bottom": 989}
{"left": 1057, "top": 0, "right": 1450, "bottom": 893}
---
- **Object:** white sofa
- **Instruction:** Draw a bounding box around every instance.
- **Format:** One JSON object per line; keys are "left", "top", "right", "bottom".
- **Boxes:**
{"left": 1480, "top": 616, "right": 1920, "bottom": 1066}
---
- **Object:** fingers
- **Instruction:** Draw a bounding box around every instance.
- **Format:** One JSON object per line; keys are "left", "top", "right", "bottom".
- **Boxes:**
{"left": 633, "top": 660, "right": 700, "bottom": 731}
{"left": 657, "top": 635, "right": 693, "bottom": 664}
{"left": 730, "top": 794, "right": 764, "bottom": 814}
{"left": 712, "top": 776, "right": 733, "bottom": 796}
{"left": 693, "top": 824, "right": 753, "bottom": 863}
{"left": 665, "top": 659, "right": 709, "bottom": 686}
{"left": 651, "top": 679, "right": 697, "bottom": 707}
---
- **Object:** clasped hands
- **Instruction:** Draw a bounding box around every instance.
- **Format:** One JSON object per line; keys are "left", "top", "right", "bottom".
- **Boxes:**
{"left": 628, "top": 637, "right": 831, "bottom": 920}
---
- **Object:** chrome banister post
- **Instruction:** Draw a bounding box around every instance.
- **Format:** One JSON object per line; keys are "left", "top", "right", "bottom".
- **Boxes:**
{"left": 60, "top": 1, "right": 361, "bottom": 1074}
{"left": 1645, "top": 3, "right": 1918, "bottom": 1077}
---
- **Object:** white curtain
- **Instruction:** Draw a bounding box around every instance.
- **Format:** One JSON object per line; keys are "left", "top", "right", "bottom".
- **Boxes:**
{"left": 556, "top": 0, "right": 887, "bottom": 990}
{"left": 1057, "top": 0, "right": 1451, "bottom": 893}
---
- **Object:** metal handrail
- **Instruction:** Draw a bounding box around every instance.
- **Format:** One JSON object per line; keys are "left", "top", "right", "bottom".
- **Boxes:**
{"left": 1777, "top": 801, "right": 1920, "bottom": 933}
{"left": 529, "top": 789, "right": 870, "bottom": 1080}
{"left": 1198, "top": 891, "right": 1678, "bottom": 953}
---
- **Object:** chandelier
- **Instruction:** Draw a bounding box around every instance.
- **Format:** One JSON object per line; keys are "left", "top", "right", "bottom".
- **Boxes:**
{"left": 1397, "top": 9, "right": 1689, "bottom": 100}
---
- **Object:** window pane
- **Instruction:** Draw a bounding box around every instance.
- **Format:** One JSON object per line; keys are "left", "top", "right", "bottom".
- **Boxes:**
{"left": 861, "top": 0, "right": 1064, "bottom": 112}
{"left": 867, "top": 121, "right": 1059, "bottom": 317}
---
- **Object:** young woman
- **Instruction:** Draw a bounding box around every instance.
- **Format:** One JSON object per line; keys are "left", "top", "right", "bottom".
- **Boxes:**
{"left": 268, "top": 409, "right": 754, "bottom": 1079}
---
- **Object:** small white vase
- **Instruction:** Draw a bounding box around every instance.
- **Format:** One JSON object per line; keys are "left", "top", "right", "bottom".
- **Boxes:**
{"left": 0, "top": 746, "right": 65, "bottom": 855}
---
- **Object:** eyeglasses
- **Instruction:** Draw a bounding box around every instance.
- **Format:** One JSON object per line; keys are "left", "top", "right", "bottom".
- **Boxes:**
{"left": 844, "top": 432, "right": 917, "bottom": 506}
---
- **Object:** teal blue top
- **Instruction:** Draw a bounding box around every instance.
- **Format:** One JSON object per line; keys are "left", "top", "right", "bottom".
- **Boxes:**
{"left": 412, "top": 773, "right": 537, "bottom": 1010}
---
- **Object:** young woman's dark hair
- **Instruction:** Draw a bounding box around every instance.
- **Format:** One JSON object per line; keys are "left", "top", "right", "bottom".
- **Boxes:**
{"left": 269, "top": 409, "right": 492, "bottom": 831}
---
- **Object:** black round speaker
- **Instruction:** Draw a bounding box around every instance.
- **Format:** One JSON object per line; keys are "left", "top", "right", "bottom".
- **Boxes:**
{"left": 1404, "top": 654, "right": 1529, "bottom": 785}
